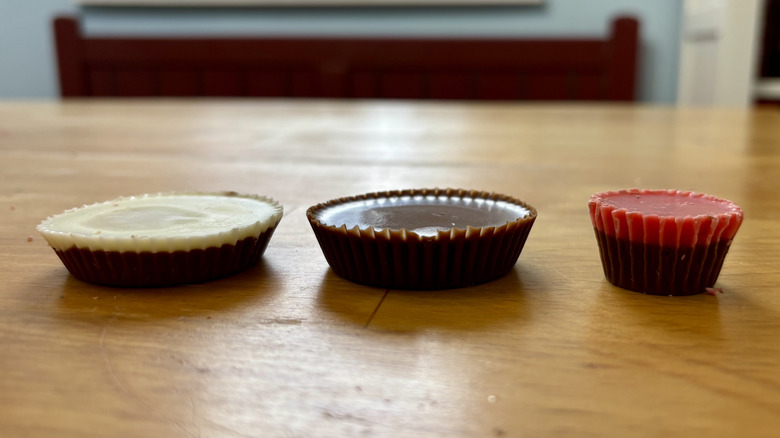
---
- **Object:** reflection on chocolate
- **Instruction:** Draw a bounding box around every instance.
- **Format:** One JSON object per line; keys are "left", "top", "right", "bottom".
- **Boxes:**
{"left": 317, "top": 195, "right": 531, "bottom": 237}
{"left": 594, "top": 229, "right": 732, "bottom": 296}
{"left": 307, "top": 189, "right": 538, "bottom": 290}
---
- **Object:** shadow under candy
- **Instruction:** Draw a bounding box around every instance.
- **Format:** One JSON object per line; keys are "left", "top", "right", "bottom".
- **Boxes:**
{"left": 588, "top": 282, "right": 726, "bottom": 341}
{"left": 54, "top": 259, "right": 282, "bottom": 322}
{"left": 317, "top": 263, "right": 540, "bottom": 333}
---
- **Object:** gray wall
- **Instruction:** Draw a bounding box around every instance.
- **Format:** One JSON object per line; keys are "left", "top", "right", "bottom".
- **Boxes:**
{"left": 0, "top": 0, "right": 682, "bottom": 102}
{"left": 0, "top": 0, "right": 77, "bottom": 99}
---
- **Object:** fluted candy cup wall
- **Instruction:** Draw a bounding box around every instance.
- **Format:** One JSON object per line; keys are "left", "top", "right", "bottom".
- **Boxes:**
{"left": 307, "top": 188, "right": 537, "bottom": 290}
{"left": 588, "top": 189, "right": 743, "bottom": 296}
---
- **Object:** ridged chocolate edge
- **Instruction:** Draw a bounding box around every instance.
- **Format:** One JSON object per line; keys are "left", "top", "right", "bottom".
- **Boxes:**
{"left": 306, "top": 188, "right": 537, "bottom": 290}
{"left": 52, "top": 226, "right": 278, "bottom": 287}
{"left": 594, "top": 229, "right": 733, "bottom": 296}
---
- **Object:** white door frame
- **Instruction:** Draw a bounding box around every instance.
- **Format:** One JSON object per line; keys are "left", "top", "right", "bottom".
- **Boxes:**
{"left": 677, "top": 0, "right": 765, "bottom": 106}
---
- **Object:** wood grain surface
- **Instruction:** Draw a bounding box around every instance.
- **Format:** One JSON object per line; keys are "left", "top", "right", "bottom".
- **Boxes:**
{"left": 1, "top": 100, "right": 779, "bottom": 438}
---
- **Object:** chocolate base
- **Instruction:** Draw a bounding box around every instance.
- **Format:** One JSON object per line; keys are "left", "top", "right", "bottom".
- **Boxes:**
{"left": 310, "top": 219, "right": 535, "bottom": 290}
{"left": 594, "top": 229, "right": 733, "bottom": 296}
{"left": 52, "top": 227, "right": 277, "bottom": 287}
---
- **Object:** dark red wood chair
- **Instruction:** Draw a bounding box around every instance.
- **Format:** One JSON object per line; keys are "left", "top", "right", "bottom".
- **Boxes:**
{"left": 54, "top": 15, "right": 638, "bottom": 101}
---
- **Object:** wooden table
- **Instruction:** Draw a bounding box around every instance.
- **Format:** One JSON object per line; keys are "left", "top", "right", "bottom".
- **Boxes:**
{"left": 1, "top": 100, "right": 779, "bottom": 437}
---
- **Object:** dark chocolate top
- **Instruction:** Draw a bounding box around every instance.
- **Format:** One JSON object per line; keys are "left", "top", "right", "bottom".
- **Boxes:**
{"left": 315, "top": 194, "right": 533, "bottom": 237}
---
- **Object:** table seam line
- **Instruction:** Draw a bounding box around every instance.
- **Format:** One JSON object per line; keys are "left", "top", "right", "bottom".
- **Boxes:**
{"left": 364, "top": 289, "right": 389, "bottom": 329}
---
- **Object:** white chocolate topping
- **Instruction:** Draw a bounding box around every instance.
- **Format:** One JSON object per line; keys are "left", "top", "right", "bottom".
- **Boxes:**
{"left": 37, "top": 192, "right": 283, "bottom": 252}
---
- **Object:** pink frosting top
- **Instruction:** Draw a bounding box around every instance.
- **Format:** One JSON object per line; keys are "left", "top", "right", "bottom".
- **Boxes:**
{"left": 589, "top": 189, "right": 743, "bottom": 246}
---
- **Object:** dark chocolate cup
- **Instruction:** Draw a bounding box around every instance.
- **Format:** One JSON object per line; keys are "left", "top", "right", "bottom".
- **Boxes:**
{"left": 592, "top": 230, "right": 733, "bottom": 296}
{"left": 306, "top": 188, "right": 537, "bottom": 290}
{"left": 52, "top": 227, "right": 278, "bottom": 287}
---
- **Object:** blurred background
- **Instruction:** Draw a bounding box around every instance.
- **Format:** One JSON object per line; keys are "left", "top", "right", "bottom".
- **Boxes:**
{"left": 0, "top": 0, "right": 777, "bottom": 106}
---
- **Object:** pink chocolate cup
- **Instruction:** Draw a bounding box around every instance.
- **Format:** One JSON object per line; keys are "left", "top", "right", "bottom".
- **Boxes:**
{"left": 588, "top": 189, "right": 743, "bottom": 296}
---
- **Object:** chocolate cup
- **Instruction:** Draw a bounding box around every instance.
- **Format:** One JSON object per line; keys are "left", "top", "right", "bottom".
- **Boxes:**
{"left": 52, "top": 227, "right": 277, "bottom": 287}
{"left": 589, "top": 189, "right": 743, "bottom": 296}
{"left": 306, "top": 188, "right": 537, "bottom": 290}
{"left": 37, "top": 191, "right": 284, "bottom": 288}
